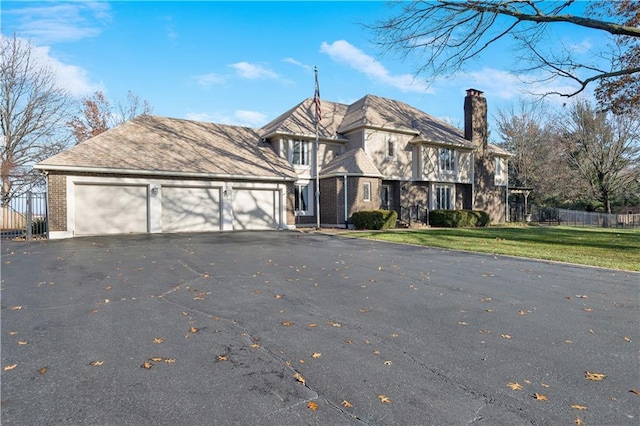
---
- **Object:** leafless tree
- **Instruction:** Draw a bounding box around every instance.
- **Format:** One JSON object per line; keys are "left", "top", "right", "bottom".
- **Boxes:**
{"left": 495, "top": 100, "right": 583, "bottom": 206}
{"left": 1, "top": 35, "right": 72, "bottom": 206}
{"left": 68, "top": 90, "right": 152, "bottom": 144}
{"left": 371, "top": 1, "right": 640, "bottom": 101}
{"left": 559, "top": 100, "right": 640, "bottom": 214}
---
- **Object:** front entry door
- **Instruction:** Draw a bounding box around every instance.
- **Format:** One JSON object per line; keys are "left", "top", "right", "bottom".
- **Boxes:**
{"left": 381, "top": 185, "right": 392, "bottom": 210}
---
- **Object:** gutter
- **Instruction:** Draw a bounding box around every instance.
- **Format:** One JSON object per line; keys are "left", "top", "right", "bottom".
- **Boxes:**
{"left": 33, "top": 164, "right": 297, "bottom": 182}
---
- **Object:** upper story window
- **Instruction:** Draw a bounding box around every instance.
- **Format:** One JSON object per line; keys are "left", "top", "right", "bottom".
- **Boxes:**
{"left": 292, "top": 140, "right": 310, "bottom": 166}
{"left": 439, "top": 148, "right": 455, "bottom": 173}
{"left": 387, "top": 139, "right": 396, "bottom": 158}
{"left": 495, "top": 157, "right": 502, "bottom": 176}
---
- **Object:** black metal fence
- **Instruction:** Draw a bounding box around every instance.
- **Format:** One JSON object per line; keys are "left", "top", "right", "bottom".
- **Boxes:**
{"left": 518, "top": 206, "right": 640, "bottom": 228}
{"left": 1, "top": 191, "right": 48, "bottom": 240}
{"left": 399, "top": 205, "right": 429, "bottom": 227}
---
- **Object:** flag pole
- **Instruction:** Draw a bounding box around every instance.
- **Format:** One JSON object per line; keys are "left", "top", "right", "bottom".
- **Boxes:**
{"left": 314, "top": 66, "right": 321, "bottom": 230}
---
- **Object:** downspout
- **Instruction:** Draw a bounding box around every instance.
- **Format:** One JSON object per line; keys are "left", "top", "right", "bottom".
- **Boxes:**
{"left": 343, "top": 175, "right": 348, "bottom": 228}
{"left": 505, "top": 158, "right": 509, "bottom": 223}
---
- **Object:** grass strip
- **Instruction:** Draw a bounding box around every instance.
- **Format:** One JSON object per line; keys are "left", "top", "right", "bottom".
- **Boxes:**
{"left": 344, "top": 226, "right": 640, "bottom": 271}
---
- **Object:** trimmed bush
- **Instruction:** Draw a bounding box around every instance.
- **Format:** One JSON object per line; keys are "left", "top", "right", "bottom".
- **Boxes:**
{"left": 352, "top": 210, "right": 398, "bottom": 230}
{"left": 429, "top": 210, "right": 490, "bottom": 228}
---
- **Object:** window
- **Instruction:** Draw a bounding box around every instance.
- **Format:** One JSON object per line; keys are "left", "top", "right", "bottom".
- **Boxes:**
{"left": 292, "top": 140, "right": 310, "bottom": 166}
{"left": 439, "top": 148, "right": 455, "bottom": 173}
{"left": 363, "top": 182, "right": 371, "bottom": 202}
{"left": 435, "top": 185, "right": 452, "bottom": 210}
{"left": 387, "top": 139, "right": 396, "bottom": 158}
{"left": 495, "top": 157, "right": 502, "bottom": 176}
{"left": 294, "top": 184, "right": 309, "bottom": 214}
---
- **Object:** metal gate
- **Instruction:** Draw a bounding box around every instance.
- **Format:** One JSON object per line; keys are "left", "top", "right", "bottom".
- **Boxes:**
{"left": 1, "top": 191, "right": 48, "bottom": 240}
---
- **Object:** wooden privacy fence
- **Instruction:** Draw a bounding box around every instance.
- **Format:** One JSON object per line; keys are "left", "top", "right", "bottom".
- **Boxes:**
{"left": 1, "top": 191, "right": 48, "bottom": 240}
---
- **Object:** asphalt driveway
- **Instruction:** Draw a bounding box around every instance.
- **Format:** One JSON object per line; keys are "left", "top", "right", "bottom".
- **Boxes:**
{"left": 1, "top": 231, "right": 638, "bottom": 425}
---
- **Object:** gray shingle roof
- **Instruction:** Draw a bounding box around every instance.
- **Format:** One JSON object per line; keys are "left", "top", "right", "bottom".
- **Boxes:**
{"left": 260, "top": 98, "right": 349, "bottom": 141}
{"left": 36, "top": 115, "right": 296, "bottom": 180}
{"left": 320, "top": 148, "right": 383, "bottom": 178}
{"left": 339, "top": 95, "right": 474, "bottom": 149}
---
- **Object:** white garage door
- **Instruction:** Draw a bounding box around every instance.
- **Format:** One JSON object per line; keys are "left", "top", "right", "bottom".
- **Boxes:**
{"left": 162, "top": 187, "right": 221, "bottom": 232}
{"left": 74, "top": 184, "right": 148, "bottom": 235}
{"left": 232, "top": 189, "right": 278, "bottom": 230}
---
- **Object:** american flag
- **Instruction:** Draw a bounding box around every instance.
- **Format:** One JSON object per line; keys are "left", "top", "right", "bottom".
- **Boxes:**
{"left": 314, "top": 67, "right": 321, "bottom": 122}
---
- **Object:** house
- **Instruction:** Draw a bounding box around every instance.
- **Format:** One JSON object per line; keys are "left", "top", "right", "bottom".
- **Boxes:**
{"left": 35, "top": 89, "right": 509, "bottom": 238}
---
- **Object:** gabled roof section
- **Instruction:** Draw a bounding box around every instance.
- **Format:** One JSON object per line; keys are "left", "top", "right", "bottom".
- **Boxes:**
{"left": 320, "top": 148, "right": 383, "bottom": 178}
{"left": 260, "top": 98, "right": 349, "bottom": 141}
{"left": 36, "top": 115, "right": 296, "bottom": 180}
{"left": 339, "top": 94, "right": 474, "bottom": 149}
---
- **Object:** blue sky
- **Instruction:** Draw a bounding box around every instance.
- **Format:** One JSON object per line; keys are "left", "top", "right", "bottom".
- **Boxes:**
{"left": 2, "top": 1, "right": 607, "bottom": 139}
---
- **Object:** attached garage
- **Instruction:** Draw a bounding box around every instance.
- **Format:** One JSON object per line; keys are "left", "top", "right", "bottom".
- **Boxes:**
{"left": 74, "top": 184, "right": 148, "bottom": 236}
{"left": 162, "top": 186, "right": 221, "bottom": 233}
{"left": 34, "top": 115, "right": 297, "bottom": 239}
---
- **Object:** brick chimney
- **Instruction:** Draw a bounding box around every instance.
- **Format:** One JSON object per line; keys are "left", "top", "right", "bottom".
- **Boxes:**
{"left": 464, "top": 88, "right": 488, "bottom": 151}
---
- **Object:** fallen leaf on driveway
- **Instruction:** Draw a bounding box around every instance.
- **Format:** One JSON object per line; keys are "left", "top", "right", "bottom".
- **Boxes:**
{"left": 328, "top": 321, "right": 342, "bottom": 327}
{"left": 141, "top": 361, "right": 153, "bottom": 369}
{"left": 11, "top": 306, "right": 22, "bottom": 311}
{"left": 153, "top": 337, "right": 164, "bottom": 344}
{"left": 164, "top": 358, "right": 176, "bottom": 364}
{"left": 38, "top": 367, "right": 48, "bottom": 375}
{"left": 281, "top": 321, "right": 293, "bottom": 326}
{"left": 17, "top": 340, "right": 28, "bottom": 345}
{"left": 507, "top": 382, "right": 523, "bottom": 391}
{"left": 533, "top": 393, "right": 548, "bottom": 401}
{"left": 571, "top": 404, "right": 588, "bottom": 410}
{"left": 501, "top": 334, "right": 512, "bottom": 339}
{"left": 311, "top": 352, "right": 321, "bottom": 358}
{"left": 384, "top": 360, "right": 393, "bottom": 366}
{"left": 307, "top": 401, "right": 318, "bottom": 411}
{"left": 378, "top": 395, "right": 392, "bottom": 403}
{"left": 189, "top": 326, "right": 199, "bottom": 333}
{"left": 3, "top": 364, "right": 17, "bottom": 371}
{"left": 630, "top": 389, "right": 639, "bottom": 395}
{"left": 89, "top": 360, "right": 105, "bottom": 367}
{"left": 293, "top": 372, "right": 306, "bottom": 386}
{"left": 458, "top": 321, "right": 468, "bottom": 326}
{"left": 585, "top": 371, "right": 606, "bottom": 381}
{"left": 574, "top": 417, "right": 584, "bottom": 425}
{"left": 341, "top": 400, "right": 353, "bottom": 408}
{"left": 217, "top": 355, "right": 228, "bottom": 361}
{"left": 150, "top": 357, "right": 164, "bottom": 362}
{"left": 623, "top": 336, "right": 631, "bottom": 342}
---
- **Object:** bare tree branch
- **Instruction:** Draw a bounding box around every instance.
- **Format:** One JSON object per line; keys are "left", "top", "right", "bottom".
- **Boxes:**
{"left": 370, "top": 1, "right": 640, "bottom": 102}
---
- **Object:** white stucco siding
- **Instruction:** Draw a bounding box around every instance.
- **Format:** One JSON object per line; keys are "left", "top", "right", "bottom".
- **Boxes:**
{"left": 420, "top": 145, "right": 473, "bottom": 184}
{"left": 365, "top": 130, "right": 414, "bottom": 179}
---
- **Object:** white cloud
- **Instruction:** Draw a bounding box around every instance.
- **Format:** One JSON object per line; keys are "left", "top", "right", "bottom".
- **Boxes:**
{"left": 230, "top": 62, "right": 279, "bottom": 80}
{"left": 282, "top": 57, "right": 312, "bottom": 72}
{"left": 185, "top": 110, "right": 267, "bottom": 127}
{"left": 4, "top": 2, "right": 111, "bottom": 44}
{"left": 320, "top": 40, "right": 432, "bottom": 93}
{"left": 234, "top": 110, "right": 267, "bottom": 127}
{"left": 29, "top": 43, "right": 103, "bottom": 98}
{"left": 193, "top": 72, "right": 226, "bottom": 87}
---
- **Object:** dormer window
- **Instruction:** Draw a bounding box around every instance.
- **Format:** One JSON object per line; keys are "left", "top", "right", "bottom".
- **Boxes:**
{"left": 291, "top": 140, "right": 310, "bottom": 166}
{"left": 439, "top": 148, "right": 455, "bottom": 173}
{"left": 387, "top": 139, "right": 396, "bottom": 158}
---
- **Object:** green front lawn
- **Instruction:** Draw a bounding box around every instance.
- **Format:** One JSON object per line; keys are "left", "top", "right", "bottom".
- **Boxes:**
{"left": 344, "top": 226, "right": 640, "bottom": 271}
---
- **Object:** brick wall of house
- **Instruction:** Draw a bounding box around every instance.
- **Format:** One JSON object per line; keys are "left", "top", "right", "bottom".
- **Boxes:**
{"left": 47, "top": 172, "right": 67, "bottom": 232}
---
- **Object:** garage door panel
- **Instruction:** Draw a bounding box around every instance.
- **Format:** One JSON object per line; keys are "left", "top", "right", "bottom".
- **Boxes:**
{"left": 75, "top": 185, "right": 147, "bottom": 235}
{"left": 162, "top": 187, "right": 221, "bottom": 232}
{"left": 232, "top": 189, "right": 278, "bottom": 230}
